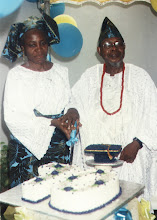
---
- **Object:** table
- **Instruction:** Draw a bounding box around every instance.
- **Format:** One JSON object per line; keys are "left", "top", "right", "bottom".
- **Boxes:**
{"left": 0, "top": 180, "right": 144, "bottom": 220}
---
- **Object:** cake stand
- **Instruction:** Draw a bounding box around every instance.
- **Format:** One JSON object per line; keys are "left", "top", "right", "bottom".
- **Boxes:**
{"left": 86, "top": 159, "right": 123, "bottom": 169}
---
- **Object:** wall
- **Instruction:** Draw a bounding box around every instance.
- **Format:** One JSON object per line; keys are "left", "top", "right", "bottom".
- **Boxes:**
{"left": 0, "top": 0, "right": 157, "bottom": 144}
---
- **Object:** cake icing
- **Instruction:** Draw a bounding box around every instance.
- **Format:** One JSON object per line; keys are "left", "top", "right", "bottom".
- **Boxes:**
{"left": 22, "top": 176, "right": 51, "bottom": 203}
{"left": 38, "top": 162, "right": 69, "bottom": 177}
{"left": 22, "top": 162, "right": 121, "bottom": 215}
{"left": 22, "top": 162, "right": 70, "bottom": 203}
{"left": 49, "top": 168, "right": 121, "bottom": 214}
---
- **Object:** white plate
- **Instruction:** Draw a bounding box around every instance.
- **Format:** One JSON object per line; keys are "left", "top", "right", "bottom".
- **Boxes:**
{"left": 86, "top": 159, "right": 123, "bottom": 167}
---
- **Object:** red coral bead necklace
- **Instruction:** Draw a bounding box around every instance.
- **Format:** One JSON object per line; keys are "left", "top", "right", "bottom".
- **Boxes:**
{"left": 100, "top": 63, "right": 125, "bottom": 115}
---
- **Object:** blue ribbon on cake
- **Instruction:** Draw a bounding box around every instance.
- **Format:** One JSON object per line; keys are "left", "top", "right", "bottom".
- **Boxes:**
{"left": 114, "top": 207, "right": 132, "bottom": 220}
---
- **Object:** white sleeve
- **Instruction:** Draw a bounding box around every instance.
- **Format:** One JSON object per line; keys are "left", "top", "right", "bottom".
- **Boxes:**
{"left": 137, "top": 74, "right": 157, "bottom": 151}
{"left": 130, "top": 66, "right": 157, "bottom": 151}
{"left": 4, "top": 69, "right": 55, "bottom": 160}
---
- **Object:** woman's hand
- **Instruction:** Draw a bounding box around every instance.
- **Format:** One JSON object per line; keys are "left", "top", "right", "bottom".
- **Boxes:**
{"left": 58, "top": 108, "right": 82, "bottom": 132}
{"left": 50, "top": 118, "right": 71, "bottom": 140}
{"left": 120, "top": 141, "right": 142, "bottom": 163}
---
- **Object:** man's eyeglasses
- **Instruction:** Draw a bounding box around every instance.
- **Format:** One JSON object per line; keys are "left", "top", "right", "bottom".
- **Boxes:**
{"left": 102, "top": 41, "right": 125, "bottom": 49}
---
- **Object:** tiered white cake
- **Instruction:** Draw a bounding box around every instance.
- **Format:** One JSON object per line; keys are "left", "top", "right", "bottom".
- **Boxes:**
{"left": 22, "top": 162, "right": 70, "bottom": 203}
{"left": 49, "top": 168, "right": 121, "bottom": 214}
{"left": 21, "top": 162, "right": 121, "bottom": 214}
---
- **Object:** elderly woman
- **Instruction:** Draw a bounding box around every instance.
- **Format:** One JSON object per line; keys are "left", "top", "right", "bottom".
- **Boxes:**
{"left": 2, "top": 15, "right": 79, "bottom": 188}
{"left": 71, "top": 17, "right": 157, "bottom": 200}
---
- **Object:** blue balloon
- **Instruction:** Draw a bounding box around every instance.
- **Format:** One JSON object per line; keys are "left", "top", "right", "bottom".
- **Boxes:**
{"left": 50, "top": 3, "right": 65, "bottom": 19}
{"left": 0, "top": 0, "right": 24, "bottom": 18}
{"left": 51, "top": 23, "right": 83, "bottom": 58}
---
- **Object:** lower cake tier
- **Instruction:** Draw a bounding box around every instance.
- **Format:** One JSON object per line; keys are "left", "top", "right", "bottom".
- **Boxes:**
{"left": 49, "top": 169, "right": 121, "bottom": 214}
{"left": 21, "top": 163, "right": 95, "bottom": 203}
{"left": 22, "top": 176, "right": 52, "bottom": 203}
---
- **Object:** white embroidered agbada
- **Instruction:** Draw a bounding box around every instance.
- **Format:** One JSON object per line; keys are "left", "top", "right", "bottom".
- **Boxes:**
{"left": 71, "top": 63, "right": 157, "bottom": 200}
{"left": 4, "top": 63, "right": 71, "bottom": 160}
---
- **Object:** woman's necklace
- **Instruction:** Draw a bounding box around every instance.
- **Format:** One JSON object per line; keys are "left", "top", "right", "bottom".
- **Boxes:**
{"left": 100, "top": 63, "right": 125, "bottom": 115}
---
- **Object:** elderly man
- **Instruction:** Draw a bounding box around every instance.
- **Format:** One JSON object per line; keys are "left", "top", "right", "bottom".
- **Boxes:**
{"left": 71, "top": 17, "right": 157, "bottom": 200}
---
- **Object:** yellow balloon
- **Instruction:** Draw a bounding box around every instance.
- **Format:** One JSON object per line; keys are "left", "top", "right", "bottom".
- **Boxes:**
{"left": 151, "top": 0, "right": 157, "bottom": 12}
{"left": 54, "top": 14, "right": 78, "bottom": 27}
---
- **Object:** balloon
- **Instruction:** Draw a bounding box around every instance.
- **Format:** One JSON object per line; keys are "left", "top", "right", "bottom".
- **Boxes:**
{"left": 51, "top": 23, "right": 83, "bottom": 58}
{"left": 151, "top": 0, "right": 157, "bottom": 12}
{"left": 54, "top": 14, "right": 77, "bottom": 27}
{"left": 0, "top": 0, "right": 24, "bottom": 18}
{"left": 50, "top": 3, "right": 65, "bottom": 19}
{"left": 26, "top": 0, "right": 38, "bottom": 2}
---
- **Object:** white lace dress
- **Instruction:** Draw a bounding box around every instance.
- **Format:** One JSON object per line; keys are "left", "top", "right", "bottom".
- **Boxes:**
{"left": 4, "top": 63, "right": 71, "bottom": 160}
{"left": 71, "top": 63, "right": 157, "bottom": 200}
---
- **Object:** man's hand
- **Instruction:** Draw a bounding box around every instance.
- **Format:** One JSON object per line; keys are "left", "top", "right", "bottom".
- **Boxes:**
{"left": 120, "top": 141, "right": 142, "bottom": 163}
{"left": 58, "top": 108, "right": 82, "bottom": 132}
